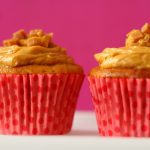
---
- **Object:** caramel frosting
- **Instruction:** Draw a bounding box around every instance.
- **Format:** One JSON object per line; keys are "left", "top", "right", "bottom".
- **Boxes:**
{"left": 0, "top": 29, "right": 74, "bottom": 67}
{"left": 95, "top": 23, "right": 150, "bottom": 69}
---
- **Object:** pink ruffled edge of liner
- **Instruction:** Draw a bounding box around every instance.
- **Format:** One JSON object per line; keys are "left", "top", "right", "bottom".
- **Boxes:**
{"left": 88, "top": 76, "right": 150, "bottom": 137}
{"left": 0, "top": 73, "right": 84, "bottom": 135}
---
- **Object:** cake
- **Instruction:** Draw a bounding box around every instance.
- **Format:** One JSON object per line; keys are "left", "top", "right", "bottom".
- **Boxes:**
{"left": 88, "top": 23, "right": 150, "bottom": 137}
{"left": 0, "top": 29, "right": 84, "bottom": 135}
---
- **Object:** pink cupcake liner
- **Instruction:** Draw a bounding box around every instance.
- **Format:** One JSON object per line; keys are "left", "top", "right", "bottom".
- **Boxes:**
{"left": 88, "top": 77, "right": 150, "bottom": 137}
{"left": 0, "top": 74, "right": 84, "bottom": 135}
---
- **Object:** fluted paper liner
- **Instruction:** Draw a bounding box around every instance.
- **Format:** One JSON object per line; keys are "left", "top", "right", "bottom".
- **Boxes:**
{"left": 0, "top": 74, "right": 84, "bottom": 135}
{"left": 88, "top": 77, "right": 150, "bottom": 137}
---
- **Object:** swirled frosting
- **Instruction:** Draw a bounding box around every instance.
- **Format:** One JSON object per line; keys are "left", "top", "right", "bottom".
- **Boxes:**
{"left": 0, "top": 29, "right": 74, "bottom": 67}
{"left": 95, "top": 23, "right": 150, "bottom": 69}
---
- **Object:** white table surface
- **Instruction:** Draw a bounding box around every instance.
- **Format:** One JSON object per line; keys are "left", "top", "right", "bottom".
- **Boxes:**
{"left": 0, "top": 111, "right": 150, "bottom": 150}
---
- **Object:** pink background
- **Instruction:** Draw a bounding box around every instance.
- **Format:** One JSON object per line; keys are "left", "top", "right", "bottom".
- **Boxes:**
{"left": 0, "top": 0, "right": 149, "bottom": 110}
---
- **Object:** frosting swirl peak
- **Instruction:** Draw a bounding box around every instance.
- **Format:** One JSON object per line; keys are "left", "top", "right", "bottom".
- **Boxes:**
{"left": 0, "top": 29, "right": 74, "bottom": 67}
{"left": 95, "top": 23, "right": 150, "bottom": 69}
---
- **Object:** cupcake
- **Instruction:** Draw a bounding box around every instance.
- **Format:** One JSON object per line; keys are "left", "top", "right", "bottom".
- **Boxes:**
{"left": 88, "top": 23, "right": 150, "bottom": 137}
{"left": 0, "top": 29, "right": 84, "bottom": 135}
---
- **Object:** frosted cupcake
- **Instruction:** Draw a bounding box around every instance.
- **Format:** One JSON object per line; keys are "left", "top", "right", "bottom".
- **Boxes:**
{"left": 0, "top": 29, "right": 84, "bottom": 135}
{"left": 88, "top": 23, "right": 150, "bottom": 137}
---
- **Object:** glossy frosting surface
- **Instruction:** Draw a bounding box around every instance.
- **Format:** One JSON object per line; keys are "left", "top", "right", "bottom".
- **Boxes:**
{"left": 95, "top": 23, "right": 150, "bottom": 69}
{"left": 0, "top": 29, "right": 74, "bottom": 67}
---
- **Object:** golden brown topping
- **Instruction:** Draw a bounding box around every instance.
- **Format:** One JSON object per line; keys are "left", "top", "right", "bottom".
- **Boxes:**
{"left": 3, "top": 39, "right": 18, "bottom": 46}
{"left": 126, "top": 23, "right": 150, "bottom": 47}
{"left": 141, "top": 23, "right": 150, "bottom": 33}
{"left": 127, "top": 30, "right": 144, "bottom": 41}
{"left": 94, "top": 23, "right": 150, "bottom": 70}
{"left": 19, "top": 39, "right": 27, "bottom": 46}
{"left": 2, "top": 29, "right": 54, "bottom": 48}
{"left": 41, "top": 34, "right": 52, "bottom": 47}
{"left": 0, "top": 29, "right": 75, "bottom": 67}
{"left": 26, "top": 35, "right": 52, "bottom": 47}
{"left": 29, "top": 29, "right": 44, "bottom": 37}
{"left": 138, "top": 34, "right": 150, "bottom": 47}
{"left": 13, "top": 29, "right": 27, "bottom": 39}
{"left": 27, "top": 37, "right": 42, "bottom": 46}
{"left": 126, "top": 30, "right": 144, "bottom": 47}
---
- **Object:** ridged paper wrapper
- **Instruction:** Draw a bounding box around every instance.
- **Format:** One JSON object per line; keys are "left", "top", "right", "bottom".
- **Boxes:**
{"left": 0, "top": 74, "right": 84, "bottom": 135}
{"left": 88, "top": 77, "right": 150, "bottom": 137}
